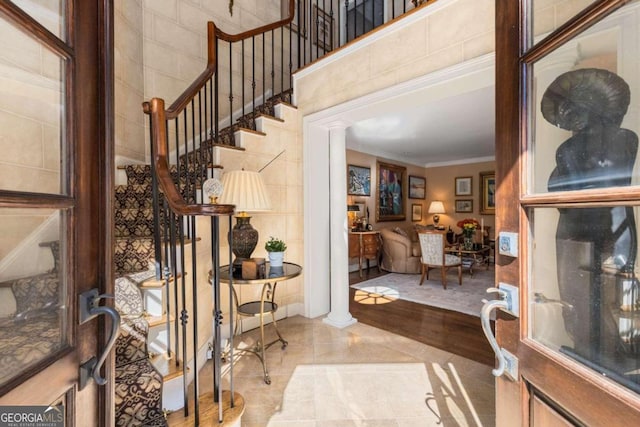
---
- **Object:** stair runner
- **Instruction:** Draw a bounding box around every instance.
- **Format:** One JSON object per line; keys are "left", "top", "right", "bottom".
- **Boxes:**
{"left": 115, "top": 272, "right": 167, "bottom": 427}
{"left": 112, "top": 89, "right": 292, "bottom": 425}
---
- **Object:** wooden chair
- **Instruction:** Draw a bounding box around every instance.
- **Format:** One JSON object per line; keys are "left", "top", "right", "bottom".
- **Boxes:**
{"left": 418, "top": 230, "right": 462, "bottom": 289}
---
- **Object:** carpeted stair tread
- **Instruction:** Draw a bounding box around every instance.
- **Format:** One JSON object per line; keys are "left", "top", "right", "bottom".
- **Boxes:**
{"left": 114, "top": 237, "right": 155, "bottom": 276}
{"left": 115, "top": 358, "right": 166, "bottom": 427}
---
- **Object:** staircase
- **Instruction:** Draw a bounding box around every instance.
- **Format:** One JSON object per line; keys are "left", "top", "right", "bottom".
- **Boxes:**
{"left": 114, "top": 1, "right": 423, "bottom": 424}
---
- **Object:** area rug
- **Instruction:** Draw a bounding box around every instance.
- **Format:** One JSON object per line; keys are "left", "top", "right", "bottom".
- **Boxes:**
{"left": 350, "top": 267, "right": 497, "bottom": 317}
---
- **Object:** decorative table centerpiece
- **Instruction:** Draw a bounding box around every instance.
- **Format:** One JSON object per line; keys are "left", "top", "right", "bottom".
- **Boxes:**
{"left": 457, "top": 218, "right": 480, "bottom": 250}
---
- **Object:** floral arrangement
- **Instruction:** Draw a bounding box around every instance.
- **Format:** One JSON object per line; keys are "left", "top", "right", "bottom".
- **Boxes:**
{"left": 457, "top": 218, "right": 480, "bottom": 237}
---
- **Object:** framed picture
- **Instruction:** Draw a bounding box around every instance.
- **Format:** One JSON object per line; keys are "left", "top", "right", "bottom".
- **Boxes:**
{"left": 455, "top": 176, "right": 472, "bottom": 196}
{"left": 282, "top": 0, "right": 307, "bottom": 37}
{"left": 347, "top": 164, "right": 371, "bottom": 196}
{"left": 354, "top": 202, "right": 366, "bottom": 218}
{"left": 312, "top": 4, "right": 333, "bottom": 51}
{"left": 408, "top": 175, "right": 426, "bottom": 199}
{"left": 411, "top": 204, "right": 422, "bottom": 222}
{"left": 480, "top": 171, "right": 496, "bottom": 214}
{"left": 455, "top": 199, "right": 473, "bottom": 213}
{"left": 376, "top": 161, "right": 406, "bottom": 222}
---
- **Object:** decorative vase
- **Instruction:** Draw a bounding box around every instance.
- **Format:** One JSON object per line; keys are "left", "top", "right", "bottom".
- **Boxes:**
{"left": 268, "top": 251, "right": 284, "bottom": 267}
{"left": 463, "top": 236, "right": 474, "bottom": 251}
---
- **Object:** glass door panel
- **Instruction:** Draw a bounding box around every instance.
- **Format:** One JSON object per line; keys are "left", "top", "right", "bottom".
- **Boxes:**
{"left": 0, "top": 16, "right": 66, "bottom": 195}
{"left": 529, "top": 1, "right": 640, "bottom": 194}
{"left": 0, "top": 207, "right": 69, "bottom": 387}
{"left": 532, "top": 0, "right": 596, "bottom": 41}
{"left": 10, "top": 0, "right": 66, "bottom": 41}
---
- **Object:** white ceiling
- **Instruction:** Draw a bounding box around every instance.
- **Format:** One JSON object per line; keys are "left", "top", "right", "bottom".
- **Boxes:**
{"left": 345, "top": 84, "right": 496, "bottom": 168}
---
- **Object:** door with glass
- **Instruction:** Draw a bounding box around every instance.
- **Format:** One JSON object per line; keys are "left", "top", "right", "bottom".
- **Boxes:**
{"left": 0, "top": 1, "right": 112, "bottom": 425}
{"left": 493, "top": 0, "right": 640, "bottom": 425}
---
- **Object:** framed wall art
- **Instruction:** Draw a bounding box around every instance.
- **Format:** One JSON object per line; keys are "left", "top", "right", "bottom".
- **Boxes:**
{"left": 411, "top": 204, "right": 422, "bottom": 222}
{"left": 455, "top": 176, "right": 472, "bottom": 196}
{"left": 480, "top": 171, "right": 496, "bottom": 214}
{"left": 455, "top": 199, "right": 473, "bottom": 213}
{"left": 376, "top": 161, "right": 406, "bottom": 221}
{"left": 347, "top": 164, "right": 371, "bottom": 196}
{"left": 408, "top": 175, "right": 426, "bottom": 199}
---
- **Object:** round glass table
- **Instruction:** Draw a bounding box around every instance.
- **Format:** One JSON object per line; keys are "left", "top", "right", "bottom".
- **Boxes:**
{"left": 218, "top": 262, "right": 302, "bottom": 384}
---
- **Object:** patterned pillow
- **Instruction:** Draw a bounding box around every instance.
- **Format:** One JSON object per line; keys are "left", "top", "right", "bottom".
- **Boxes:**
{"left": 11, "top": 272, "right": 60, "bottom": 313}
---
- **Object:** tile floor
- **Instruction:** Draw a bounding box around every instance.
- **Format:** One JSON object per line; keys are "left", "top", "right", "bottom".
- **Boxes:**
{"left": 194, "top": 315, "right": 496, "bottom": 426}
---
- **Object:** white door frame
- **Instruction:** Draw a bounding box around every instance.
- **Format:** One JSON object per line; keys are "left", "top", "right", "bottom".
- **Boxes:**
{"left": 299, "top": 53, "right": 495, "bottom": 324}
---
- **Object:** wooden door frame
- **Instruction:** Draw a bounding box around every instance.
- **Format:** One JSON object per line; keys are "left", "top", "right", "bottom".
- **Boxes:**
{"left": 496, "top": 1, "right": 640, "bottom": 425}
{"left": 0, "top": 1, "right": 114, "bottom": 424}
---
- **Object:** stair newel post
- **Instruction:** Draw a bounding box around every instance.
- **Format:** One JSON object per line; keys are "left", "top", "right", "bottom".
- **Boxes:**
{"left": 145, "top": 103, "right": 163, "bottom": 281}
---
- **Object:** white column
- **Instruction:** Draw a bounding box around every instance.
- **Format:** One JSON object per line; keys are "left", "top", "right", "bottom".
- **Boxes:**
{"left": 323, "top": 123, "right": 357, "bottom": 328}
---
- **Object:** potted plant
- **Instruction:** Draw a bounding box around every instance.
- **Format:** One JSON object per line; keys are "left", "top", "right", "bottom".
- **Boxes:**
{"left": 265, "top": 236, "right": 287, "bottom": 267}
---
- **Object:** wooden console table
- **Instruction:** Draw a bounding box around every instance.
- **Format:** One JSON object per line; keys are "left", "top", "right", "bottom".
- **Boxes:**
{"left": 349, "top": 231, "right": 382, "bottom": 278}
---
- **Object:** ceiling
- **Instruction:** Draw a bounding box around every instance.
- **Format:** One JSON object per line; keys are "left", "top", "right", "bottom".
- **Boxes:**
{"left": 345, "top": 84, "right": 496, "bottom": 168}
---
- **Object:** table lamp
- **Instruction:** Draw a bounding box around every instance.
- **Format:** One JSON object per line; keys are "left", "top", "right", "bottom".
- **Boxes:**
{"left": 428, "top": 201, "right": 445, "bottom": 228}
{"left": 218, "top": 170, "right": 272, "bottom": 266}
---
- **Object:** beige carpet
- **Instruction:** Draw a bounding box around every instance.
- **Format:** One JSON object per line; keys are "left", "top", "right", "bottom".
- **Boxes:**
{"left": 351, "top": 266, "right": 497, "bottom": 317}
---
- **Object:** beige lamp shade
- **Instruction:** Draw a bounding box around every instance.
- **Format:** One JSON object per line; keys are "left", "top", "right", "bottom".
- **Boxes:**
{"left": 428, "top": 201, "right": 445, "bottom": 214}
{"left": 428, "top": 201, "right": 445, "bottom": 227}
{"left": 218, "top": 170, "right": 272, "bottom": 212}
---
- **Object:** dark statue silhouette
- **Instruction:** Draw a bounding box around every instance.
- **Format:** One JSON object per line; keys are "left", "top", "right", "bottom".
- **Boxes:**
{"left": 542, "top": 68, "right": 638, "bottom": 359}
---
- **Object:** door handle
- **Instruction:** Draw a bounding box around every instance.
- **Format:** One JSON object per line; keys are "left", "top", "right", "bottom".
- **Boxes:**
{"left": 78, "top": 288, "right": 121, "bottom": 389}
{"left": 481, "top": 284, "right": 519, "bottom": 380}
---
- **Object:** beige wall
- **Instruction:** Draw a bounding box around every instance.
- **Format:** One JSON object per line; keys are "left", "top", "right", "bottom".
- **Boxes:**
{"left": 115, "top": 0, "right": 146, "bottom": 162}
{"left": 425, "top": 161, "right": 496, "bottom": 237}
{"left": 295, "top": 0, "right": 495, "bottom": 115}
{"left": 347, "top": 150, "right": 496, "bottom": 237}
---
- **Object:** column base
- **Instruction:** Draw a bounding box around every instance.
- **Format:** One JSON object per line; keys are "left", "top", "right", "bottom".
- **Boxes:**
{"left": 323, "top": 313, "right": 357, "bottom": 329}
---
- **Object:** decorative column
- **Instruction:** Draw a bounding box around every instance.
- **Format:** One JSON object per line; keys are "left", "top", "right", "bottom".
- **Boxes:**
{"left": 323, "top": 122, "right": 357, "bottom": 328}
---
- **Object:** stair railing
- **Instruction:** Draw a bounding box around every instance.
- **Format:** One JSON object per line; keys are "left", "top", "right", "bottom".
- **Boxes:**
{"left": 142, "top": 0, "right": 437, "bottom": 422}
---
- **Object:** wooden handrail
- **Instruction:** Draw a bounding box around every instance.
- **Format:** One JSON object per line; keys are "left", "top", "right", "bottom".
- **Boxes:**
{"left": 144, "top": 1, "right": 295, "bottom": 120}
{"left": 215, "top": 0, "right": 295, "bottom": 42}
{"left": 145, "top": 98, "right": 234, "bottom": 217}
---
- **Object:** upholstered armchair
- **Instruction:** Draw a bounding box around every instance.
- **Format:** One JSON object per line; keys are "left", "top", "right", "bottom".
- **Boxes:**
{"left": 418, "top": 230, "right": 462, "bottom": 289}
{"left": 379, "top": 227, "right": 422, "bottom": 274}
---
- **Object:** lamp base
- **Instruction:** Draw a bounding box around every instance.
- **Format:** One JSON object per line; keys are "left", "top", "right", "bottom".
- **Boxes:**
{"left": 232, "top": 215, "right": 258, "bottom": 266}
